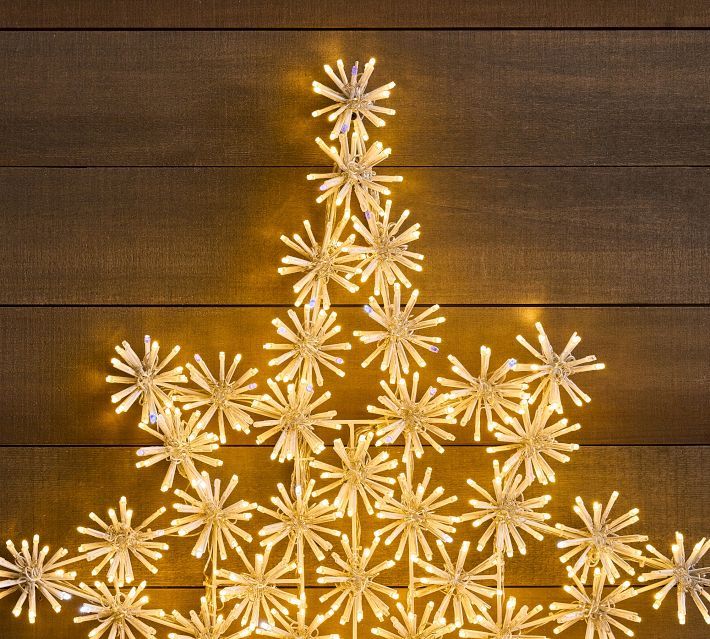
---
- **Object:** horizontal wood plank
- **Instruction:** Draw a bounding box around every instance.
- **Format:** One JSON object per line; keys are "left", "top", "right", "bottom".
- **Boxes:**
{"left": 1, "top": 31, "right": 710, "bottom": 166}
{"left": 1, "top": 1, "right": 709, "bottom": 28}
{"left": 2, "top": 167, "right": 708, "bottom": 305}
{"left": 0, "top": 585, "right": 705, "bottom": 639}
{"left": 0, "top": 306, "right": 708, "bottom": 445}
{"left": 0, "top": 446, "right": 705, "bottom": 587}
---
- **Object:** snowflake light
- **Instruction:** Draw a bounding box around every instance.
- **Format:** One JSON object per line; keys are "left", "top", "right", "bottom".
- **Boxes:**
{"left": 255, "top": 609, "right": 340, "bottom": 639}
{"left": 106, "top": 336, "right": 187, "bottom": 421}
{"left": 486, "top": 401, "right": 580, "bottom": 485}
{"left": 372, "top": 601, "right": 457, "bottom": 639}
{"left": 251, "top": 380, "right": 340, "bottom": 462}
{"left": 308, "top": 132, "right": 402, "bottom": 215}
{"left": 0, "top": 535, "right": 78, "bottom": 623}
{"left": 461, "top": 460, "right": 555, "bottom": 558}
{"left": 374, "top": 466, "right": 458, "bottom": 561}
{"left": 638, "top": 532, "right": 710, "bottom": 624}
{"left": 458, "top": 595, "right": 548, "bottom": 639}
{"left": 317, "top": 534, "right": 398, "bottom": 623}
{"left": 278, "top": 214, "right": 361, "bottom": 309}
{"left": 348, "top": 199, "right": 423, "bottom": 296}
{"left": 554, "top": 492, "right": 647, "bottom": 583}
{"left": 368, "top": 373, "right": 456, "bottom": 461}
{"left": 264, "top": 303, "right": 351, "bottom": 386}
{"left": 166, "top": 596, "right": 249, "bottom": 639}
{"left": 172, "top": 471, "right": 256, "bottom": 560}
{"left": 77, "top": 497, "right": 168, "bottom": 586}
{"left": 355, "top": 283, "right": 444, "bottom": 383}
{"left": 218, "top": 545, "right": 300, "bottom": 629}
{"left": 438, "top": 348, "right": 527, "bottom": 442}
{"left": 414, "top": 540, "right": 498, "bottom": 628}
{"left": 310, "top": 430, "right": 398, "bottom": 516}
{"left": 312, "top": 58, "right": 395, "bottom": 141}
{"left": 515, "top": 323, "right": 604, "bottom": 411}
{"left": 136, "top": 406, "right": 222, "bottom": 492}
{"left": 175, "top": 352, "right": 259, "bottom": 444}
{"left": 549, "top": 567, "right": 640, "bottom": 638}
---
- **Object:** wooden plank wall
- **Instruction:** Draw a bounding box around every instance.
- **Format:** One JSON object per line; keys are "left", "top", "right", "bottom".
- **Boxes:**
{"left": 0, "top": 2, "right": 708, "bottom": 638}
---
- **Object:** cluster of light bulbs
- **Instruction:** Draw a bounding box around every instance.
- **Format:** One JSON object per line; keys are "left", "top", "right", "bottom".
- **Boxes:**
{"left": 1, "top": 58, "right": 707, "bottom": 639}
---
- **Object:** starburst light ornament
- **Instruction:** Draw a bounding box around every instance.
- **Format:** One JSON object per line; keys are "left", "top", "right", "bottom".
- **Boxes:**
{"left": 355, "top": 283, "right": 445, "bottom": 383}
{"left": 638, "top": 532, "right": 710, "bottom": 624}
{"left": 0, "top": 535, "right": 78, "bottom": 623}
{"left": 368, "top": 373, "right": 456, "bottom": 461}
{"left": 136, "top": 406, "right": 222, "bottom": 492}
{"left": 172, "top": 472, "right": 256, "bottom": 560}
{"left": 554, "top": 492, "right": 647, "bottom": 583}
{"left": 310, "top": 430, "right": 398, "bottom": 516}
{"left": 77, "top": 497, "right": 168, "bottom": 586}
{"left": 458, "top": 595, "right": 548, "bottom": 639}
{"left": 278, "top": 214, "right": 361, "bottom": 309}
{"left": 317, "top": 534, "right": 398, "bottom": 624}
{"left": 348, "top": 199, "right": 423, "bottom": 296}
{"left": 414, "top": 540, "right": 498, "bottom": 628}
{"left": 218, "top": 545, "right": 300, "bottom": 629}
{"left": 461, "top": 460, "right": 555, "bottom": 559}
{"left": 74, "top": 580, "right": 169, "bottom": 639}
{"left": 486, "top": 400, "right": 580, "bottom": 485}
{"left": 251, "top": 379, "right": 340, "bottom": 462}
{"left": 174, "top": 352, "right": 259, "bottom": 444}
{"left": 373, "top": 601, "right": 457, "bottom": 639}
{"left": 166, "top": 596, "right": 249, "bottom": 639}
{"left": 255, "top": 609, "right": 340, "bottom": 639}
{"left": 308, "top": 132, "right": 403, "bottom": 215}
{"left": 312, "top": 58, "right": 395, "bottom": 141}
{"left": 515, "top": 323, "right": 604, "bottom": 411}
{"left": 438, "top": 347, "right": 527, "bottom": 442}
{"left": 549, "top": 567, "right": 641, "bottom": 638}
{"left": 374, "top": 466, "right": 458, "bottom": 561}
{"left": 264, "top": 303, "right": 351, "bottom": 386}
{"left": 107, "top": 336, "right": 187, "bottom": 421}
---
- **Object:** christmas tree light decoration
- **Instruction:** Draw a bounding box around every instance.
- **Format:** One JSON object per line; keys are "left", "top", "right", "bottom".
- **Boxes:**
{"left": 0, "top": 535, "right": 78, "bottom": 623}
{"left": 175, "top": 352, "right": 259, "bottom": 444}
{"left": 257, "top": 479, "right": 342, "bottom": 564}
{"left": 312, "top": 58, "right": 395, "bottom": 141}
{"left": 256, "top": 610, "right": 341, "bottom": 639}
{"left": 171, "top": 472, "right": 256, "bottom": 560}
{"left": 368, "top": 373, "right": 456, "bottom": 461}
{"left": 554, "top": 492, "right": 647, "bottom": 583}
{"left": 317, "top": 534, "right": 398, "bottom": 623}
{"left": 637, "top": 532, "right": 710, "bottom": 624}
{"left": 251, "top": 380, "right": 341, "bottom": 462}
{"left": 106, "top": 336, "right": 187, "bottom": 421}
{"left": 74, "top": 580, "right": 169, "bottom": 639}
{"left": 486, "top": 401, "right": 580, "bottom": 485}
{"left": 308, "top": 132, "right": 402, "bottom": 215}
{"left": 413, "top": 540, "right": 498, "bottom": 628}
{"left": 348, "top": 199, "right": 423, "bottom": 296}
{"left": 374, "top": 466, "right": 458, "bottom": 562}
{"left": 437, "top": 348, "right": 527, "bottom": 442}
{"left": 278, "top": 215, "right": 361, "bottom": 309}
{"left": 218, "top": 546, "right": 300, "bottom": 629}
{"left": 461, "top": 460, "right": 555, "bottom": 558}
{"left": 515, "top": 323, "right": 604, "bottom": 411}
{"left": 458, "top": 595, "right": 548, "bottom": 639}
{"left": 355, "top": 284, "right": 444, "bottom": 383}
{"left": 166, "top": 596, "right": 249, "bottom": 639}
{"left": 549, "top": 567, "right": 640, "bottom": 638}
{"left": 264, "top": 303, "right": 351, "bottom": 386}
{"left": 310, "top": 431, "right": 398, "bottom": 516}
{"left": 373, "top": 601, "right": 457, "bottom": 639}
{"left": 77, "top": 497, "right": 169, "bottom": 586}
{"left": 136, "top": 406, "right": 222, "bottom": 492}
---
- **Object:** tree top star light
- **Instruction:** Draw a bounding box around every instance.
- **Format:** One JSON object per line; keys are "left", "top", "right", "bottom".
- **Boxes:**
{"left": 0, "top": 56, "right": 705, "bottom": 639}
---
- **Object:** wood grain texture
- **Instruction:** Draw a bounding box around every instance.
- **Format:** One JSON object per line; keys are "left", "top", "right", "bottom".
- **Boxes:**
{"left": 1, "top": 31, "right": 710, "bottom": 166}
{"left": 0, "top": 446, "right": 706, "bottom": 587}
{"left": 0, "top": 306, "right": 707, "bottom": 446}
{"left": 0, "top": 585, "right": 705, "bottom": 639}
{"left": 2, "top": 167, "right": 708, "bottom": 305}
{"left": 1, "top": 1, "right": 709, "bottom": 28}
